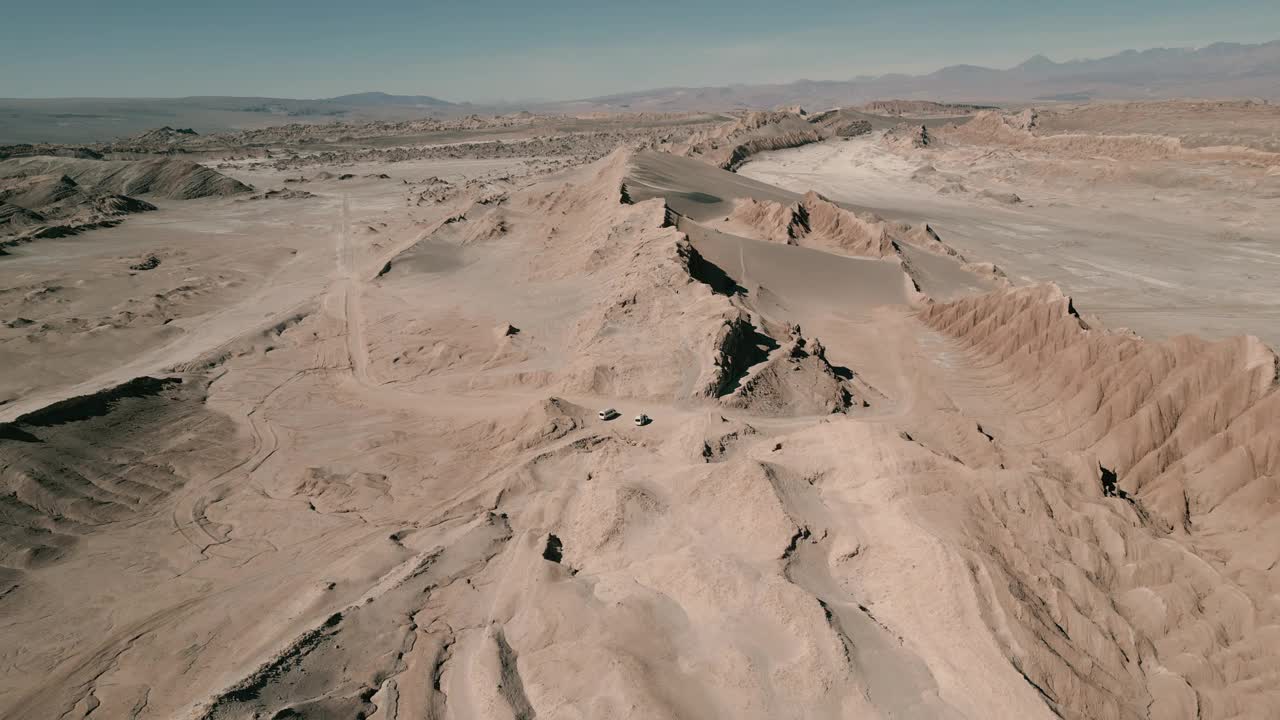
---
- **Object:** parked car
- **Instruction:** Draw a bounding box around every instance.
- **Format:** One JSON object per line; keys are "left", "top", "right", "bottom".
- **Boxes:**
{"left": 598, "top": 408, "right": 619, "bottom": 421}
{"left": 634, "top": 413, "right": 651, "bottom": 426}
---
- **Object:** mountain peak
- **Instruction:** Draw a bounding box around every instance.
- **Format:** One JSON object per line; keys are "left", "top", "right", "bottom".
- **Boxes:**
{"left": 327, "top": 92, "right": 455, "bottom": 107}
{"left": 1016, "top": 54, "right": 1057, "bottom": 70}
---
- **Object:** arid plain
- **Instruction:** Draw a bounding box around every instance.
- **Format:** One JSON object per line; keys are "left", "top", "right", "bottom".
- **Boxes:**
{"left": 2, "top": 101, "right": 1279, "bottom": 719}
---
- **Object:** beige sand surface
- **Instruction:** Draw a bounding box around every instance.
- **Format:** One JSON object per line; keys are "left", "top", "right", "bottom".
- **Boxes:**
{"left": 2, "top": 107, "right": 1278, "bottom": 719}
{"left": 738, "top": 106, "right": 1280, "bottom": 347}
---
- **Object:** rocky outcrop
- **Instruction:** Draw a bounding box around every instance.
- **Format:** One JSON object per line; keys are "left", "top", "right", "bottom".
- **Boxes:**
{"left": 935, "top": 110, "right": 1185, "bottom": 161}
{"left": 806, "top": 108, "right": 875, "bottom": 137}
{"left": 921, "top": 283, "right": 1280, "bottom": 531}
{"left": 729, "top": 190, "right": 949, "bottom": 260}
{"left": 862, "top": 100, "right": 992, "bottom": 116}
{"left": 0, "top": 156, "right": 247, "bottom": 248}
{"left": 0, "top": 172, "right": 159, "bottom": 248}
{"left": 0, "top": 156, "right": 250, "bottom": 200}
{"left": 720, "top": 329, "right": 872, "bottom": 416}
{"left": 678, "top": 109, "right": 827, "bottom": 171}
{"left": 882, "top": 122, "right": 931, "bottom": 150}
{"left": 918, "top": 283, "right": 1280, "bottom": 717}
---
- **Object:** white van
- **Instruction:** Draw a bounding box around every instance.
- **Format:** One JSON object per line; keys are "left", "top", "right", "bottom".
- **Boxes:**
{"left": 598, "top": 408, "right": 619, "bottom": 421}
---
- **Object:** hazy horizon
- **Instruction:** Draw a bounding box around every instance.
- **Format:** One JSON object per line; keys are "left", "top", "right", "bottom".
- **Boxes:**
{"left": 3, "top": 0, "right": 1279, "bottom": 102}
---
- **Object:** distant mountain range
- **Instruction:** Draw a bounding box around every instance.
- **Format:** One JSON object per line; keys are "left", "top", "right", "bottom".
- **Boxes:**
{"left": 2, "top": 40, "right": 1277, "bottom": 143}
{"left": 0, "top": 92, "right": 465, "bottom": 144}
{"left": 326, "top": 92, "right": 456, "bottom": 108}
{"left": 556, "top": 39, "right": 1280, "bottom": 111}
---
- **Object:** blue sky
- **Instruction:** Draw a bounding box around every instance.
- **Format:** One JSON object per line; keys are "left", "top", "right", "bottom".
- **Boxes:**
{"left": 2, "top": 0, "right": 1277, "bottom": 100}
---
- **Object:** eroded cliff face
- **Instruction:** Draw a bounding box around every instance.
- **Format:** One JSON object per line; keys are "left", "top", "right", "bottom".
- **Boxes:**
{"left": 675, "top": 109, "right": 831, "bottom": 171}
{"left": 918, "top": 283, "right": 1280, "bottom": 719}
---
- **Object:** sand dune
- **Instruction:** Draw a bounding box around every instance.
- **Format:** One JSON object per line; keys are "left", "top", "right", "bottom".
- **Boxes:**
{"left": 643, "top": 152, "right": 1000, "bottom": 301}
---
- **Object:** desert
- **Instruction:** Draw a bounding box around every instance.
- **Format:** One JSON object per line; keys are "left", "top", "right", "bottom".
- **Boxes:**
{"left": 3, "top": 21, "right": 1280, "bottom": 720}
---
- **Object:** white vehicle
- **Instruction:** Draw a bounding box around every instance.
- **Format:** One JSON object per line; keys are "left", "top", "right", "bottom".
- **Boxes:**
{"left": 598, "top": 408, "right": 620, "bottom": 421}
{"left": 634, "top": 413, "right": 651, "bottom": 427}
